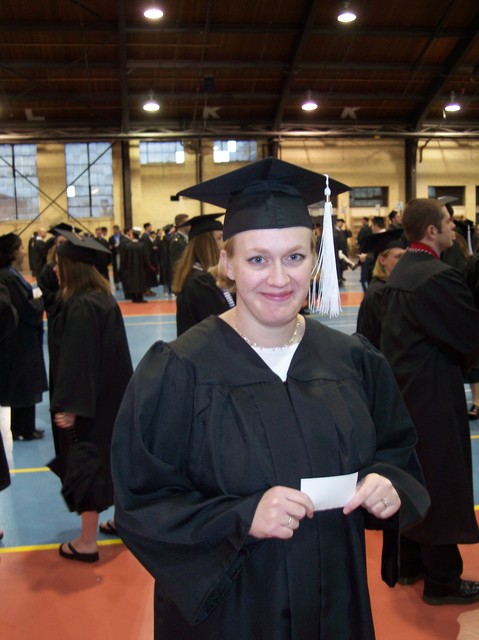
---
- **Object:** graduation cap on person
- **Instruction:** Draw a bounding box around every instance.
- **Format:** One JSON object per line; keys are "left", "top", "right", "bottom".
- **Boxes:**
{"left": 177, "top": 157, "right": 350, "bottom": 316}
{"left": 49, "top": 222, "right": 83, "bottom": 236}
{"left": 178, "top": 157, "right": 349, "bottom": 240}
{"left": 56, "top": 229, "right": 111, "bottom": 264}
{"left": 361, "top": 228, "right": 407, "bottom": 260}
{"left": 437, "top": 195, "right": 458, "bottom": 217}
{"left": 187, "top": 213, "right": 224, "bottom": 240}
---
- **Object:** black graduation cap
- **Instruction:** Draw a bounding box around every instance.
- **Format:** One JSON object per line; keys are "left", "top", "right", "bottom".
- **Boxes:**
{"left": 49, "top": 222, "right": 83, "bottom": 236}
{"left": 437, "top": 195, "right": 458, "bottom": 217}
{"left": 187, "top": 213, "right": 224, "bottom": 240}
{"left": 361, "top": 228, "right": 406, "bottom": 260}
{"left": 0, "top": 232, "right": 20, "bottom": 255}
{"left": 177, "top": 157, "right": 350, "bottom": 240}
{"left": 56, "top": 229, "right": 111, "bottom": 265}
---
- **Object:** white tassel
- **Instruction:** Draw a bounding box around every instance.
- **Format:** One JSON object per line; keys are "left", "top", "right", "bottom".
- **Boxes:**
{"left": 309, "top": 175, "right": 342, "bottom": 317}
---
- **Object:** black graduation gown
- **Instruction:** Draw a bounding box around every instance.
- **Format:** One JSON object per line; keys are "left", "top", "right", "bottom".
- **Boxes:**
{"left": 0, "top": 284, "right": 18, "bottom": 491}
{"left": 381, "top": 251, "right": 479, "bottom": 544}
{"left": 37, "top": 261, "right": 60, "bottom": 319}
{"left": 176, "top": 268, "right": 231, "bottom": 336}
{"left": 356, "top": 277, "right": 385, "bottom": 349}
{"left": 49, "top": 292, "right": 133, "bottom": 511}
{"left": 0, "top": 268, "right": 47, "bottom": 407}
{"left": 122, "top": 240, "right": 148, "bottom": 296}
{"left": 112, "top": 317, "right": 429, "bottom": 640}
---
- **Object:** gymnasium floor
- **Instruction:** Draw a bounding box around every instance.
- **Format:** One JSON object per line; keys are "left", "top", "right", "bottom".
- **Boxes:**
{"left": 1, "top": 270, "right": 478, "bottom": 640}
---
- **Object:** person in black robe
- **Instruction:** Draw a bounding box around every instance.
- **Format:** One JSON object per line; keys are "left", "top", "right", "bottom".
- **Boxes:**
{"left": 381, "top": 197, "right": 479, "bottom": 605}
{"left": 356, "top": 228, "right": 406, "bottom": 349}
{"left": 93, "top": 227, "right": 111, "bottom": 280}
{"left": 122, "top": 228, "right": 149, "bottom": 303}
{"left": 112, "top": 158, "right": 430, "bottom": 640}
{"left": 172, "top": 213, "right": 233, "bottom": 336}
{"left": 0, "top": 233, "right": 47, "bottom": 440}
{"left": 29, "top": 227, "right": 48, "bottom": 278}
{"left": 49, "top": 231, "right": 132, "bottom": 563}
{"left": 0, "top": 283, "right": 19, "bottom": 539}
{"left": 140, "top": 222, "right": 158, "bottom": 294}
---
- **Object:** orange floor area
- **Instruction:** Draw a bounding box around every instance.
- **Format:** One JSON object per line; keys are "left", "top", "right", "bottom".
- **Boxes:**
{"left": 1, "top": 520, "right": 479, "bottom": 640}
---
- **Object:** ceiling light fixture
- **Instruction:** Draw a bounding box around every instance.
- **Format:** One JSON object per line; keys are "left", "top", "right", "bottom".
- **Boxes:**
{"left": 337, "top": 1, "right": 357, "bottom": 23}
{"left": 444, "top": 91, "right": 461, "bottom": 113}
{"left": 302, "top": 91, "right": 318, "bottom": 112}
{"left": 144, "top": 2, "right": 164, "bottom": 20}
{"left": 143, "top": 91, "right": 160, "bottom": 112}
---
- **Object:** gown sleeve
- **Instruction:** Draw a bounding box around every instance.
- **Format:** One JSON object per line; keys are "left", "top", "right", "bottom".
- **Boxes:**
{"left": 111, "top": 341, "right": 263, "bottom": 625}
{"left": 50, "top": 298, "right": 102, "bottom": 417}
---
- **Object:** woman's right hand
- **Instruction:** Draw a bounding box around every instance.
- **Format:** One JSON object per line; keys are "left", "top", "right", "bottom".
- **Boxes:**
{"left": 249, "top": 486, "right": 315, "bottom": 540}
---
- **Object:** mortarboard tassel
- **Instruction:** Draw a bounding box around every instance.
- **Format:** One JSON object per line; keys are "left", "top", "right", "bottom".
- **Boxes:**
{"left": 309, "top": 175, "right": 342, "bottom": 317}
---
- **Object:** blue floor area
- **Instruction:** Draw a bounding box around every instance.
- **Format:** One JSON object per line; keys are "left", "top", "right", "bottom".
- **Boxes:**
{"left": 1, "top": 270, "right": 478, "bottom": 549}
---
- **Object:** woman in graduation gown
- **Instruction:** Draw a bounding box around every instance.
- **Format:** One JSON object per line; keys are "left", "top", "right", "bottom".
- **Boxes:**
{"left": 356, "top": 228, "right": 406, "bottom": 349}
{"left": 0, "top": 233, "right": 47, "bottom": 440}
{"left": 112, "top": 158, "right": 430, "bottom": 640}
{"left": 172, "top": 213, "right": 234, "bottom": 336}
{"left": 50, "top": 231, "right": 133, "bottom": 562}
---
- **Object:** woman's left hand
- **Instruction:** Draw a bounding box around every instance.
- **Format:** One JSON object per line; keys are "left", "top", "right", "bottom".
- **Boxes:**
{"left": 54, "top": 412, "right": 76, "bottom": 429}
{"left": 343, "top": 473, "right": 400, "bottom": 519}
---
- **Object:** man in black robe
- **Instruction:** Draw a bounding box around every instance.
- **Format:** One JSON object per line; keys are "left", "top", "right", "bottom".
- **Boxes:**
{"left": 122, "top": 228, "right": 149, "bottom": 303}
{"left": 381, "top": 197, "right": 479, "bottom": 605}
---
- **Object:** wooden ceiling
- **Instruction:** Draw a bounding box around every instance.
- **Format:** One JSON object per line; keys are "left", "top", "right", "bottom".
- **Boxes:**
{"left": 1, "top": 0, "right": 479, "bottom": 141}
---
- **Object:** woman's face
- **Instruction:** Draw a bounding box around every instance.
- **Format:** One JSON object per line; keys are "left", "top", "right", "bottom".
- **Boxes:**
{"left": 12, "top": 242, "right": 25, "bottom": 269}
{"left": 222, "top": 226, "right": 314, "bottom": 328}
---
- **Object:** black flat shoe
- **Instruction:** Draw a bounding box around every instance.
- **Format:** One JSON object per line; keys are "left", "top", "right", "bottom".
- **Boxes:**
{"left": 13, "top": 429, "right": 45, "bottom": 441}
{"left": 423, "top": 580, "right": 479, "bottom": 605}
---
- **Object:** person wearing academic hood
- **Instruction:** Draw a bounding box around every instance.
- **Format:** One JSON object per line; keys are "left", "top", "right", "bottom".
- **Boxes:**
{"left": 111, "top": 158, "right": 429, "bottom": 640}
{"left": 0, "top": 232, "right": 47, "bottom": 441}
{"left": 47, "top": 230, "right": 133, "bottom": 563}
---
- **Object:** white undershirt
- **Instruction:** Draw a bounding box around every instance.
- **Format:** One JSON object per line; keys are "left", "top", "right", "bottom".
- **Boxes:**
{"left": 252, "top": 343, "right": 300, "bottom": 382}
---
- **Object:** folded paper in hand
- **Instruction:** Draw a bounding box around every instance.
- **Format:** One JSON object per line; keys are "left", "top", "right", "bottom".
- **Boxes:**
{"left": 301, "top": 472, "right": 358, "bottom": 511}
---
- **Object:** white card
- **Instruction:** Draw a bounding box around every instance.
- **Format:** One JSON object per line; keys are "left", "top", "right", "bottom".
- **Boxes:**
{"left": 301, "top": 472, "right": 358, "bottom": 511}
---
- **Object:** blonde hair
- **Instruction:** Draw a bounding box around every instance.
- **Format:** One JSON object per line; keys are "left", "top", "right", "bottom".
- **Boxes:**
{"left": 371, "top": 253, "right": 388, "bottom": 282}
{"left": 56, "top": 255, "right": 112, "bottom": 300}
{"left": 172, "top": 232, "right": 222, "bottom": 294}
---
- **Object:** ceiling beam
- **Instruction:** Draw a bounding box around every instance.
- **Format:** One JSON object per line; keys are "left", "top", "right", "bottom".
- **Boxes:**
{"left": 412, "top": 7, "right": 479, "bottom": 129}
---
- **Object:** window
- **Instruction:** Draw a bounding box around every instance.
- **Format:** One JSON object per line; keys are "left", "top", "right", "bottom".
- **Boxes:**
{"left": 65, "top": 142, "right": 114, "bottom": 218}
{"left": 428, "top": 186, "right": 464, "bottom": 206}
{"left": 213, "top": 140, "right": 258, "bottom": 164}
{"left": 0, "top": 144, "right": 39, "bottom": 220}
{"left": 139, "top": 141, "right": 185, "bottom": 164}
{"left": 349, "top": 187, "right": 389, "bottom": 208}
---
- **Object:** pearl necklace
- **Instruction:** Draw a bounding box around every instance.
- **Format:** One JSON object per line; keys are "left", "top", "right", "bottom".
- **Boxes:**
{"left": 233, "top": 311, "right": 302, "bottom": 350}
